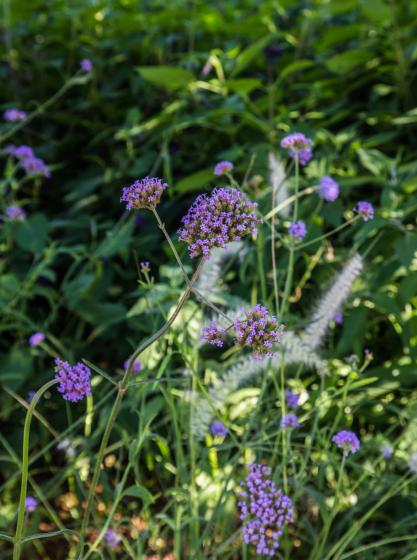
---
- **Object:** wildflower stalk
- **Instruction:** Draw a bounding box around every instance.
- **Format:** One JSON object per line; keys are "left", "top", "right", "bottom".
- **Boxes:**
{"left": 280, "top": 353, "right": 288, "bottom": 493}
{"left": 77, "top": 257, "right": 205, "bottom": 558}
{"left": 13, "top": 379, "right": 59, "bottom": 560}
{"left": 271, "top": 172, "right": 279, "bottom": 314}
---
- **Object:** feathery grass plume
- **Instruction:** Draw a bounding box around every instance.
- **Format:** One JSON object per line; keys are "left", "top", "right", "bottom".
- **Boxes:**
{"left": 269, "top": 152, "right": 290, "bottom": 218}
{"left": 303, "top": 253, "right": 363, "bottom": 349}
{"left": 195, "top": 241, "right": 243, "bottom": 300}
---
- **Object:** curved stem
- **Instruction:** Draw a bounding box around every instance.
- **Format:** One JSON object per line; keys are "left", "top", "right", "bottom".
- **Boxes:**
{"left": 77, "top": 257, "right": 205, "bottom": 558}
{"left": 13, "top": 379, "right": 59, "bottom": 560}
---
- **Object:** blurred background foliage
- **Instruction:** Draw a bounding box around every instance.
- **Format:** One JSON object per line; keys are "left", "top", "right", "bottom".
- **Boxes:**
{"left": 1, "top": 0, "right": 417, "bottom": 558}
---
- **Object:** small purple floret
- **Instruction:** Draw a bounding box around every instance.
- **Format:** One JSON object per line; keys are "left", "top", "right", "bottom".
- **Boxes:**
{"left": 54, "top": 358, "right": 91, "bottom": 403}
{"left": 334, "top": 310, "right": 343, "bottom": 325}
{"left": 121, "top": 176, "right": 167, "bottom": 210}
{"left": 29, "top": 332, "right": 45, "bottom": 348}
{"left": 214, "top": 160, "right": 234, "bottom": 176}
{"left": 355, "top": 201, "right": 374, "bottom": 221}
{"left": 285, "top": 390, "right": 300, "bottom": 410}
{"left": 4, "top": 108, "right": 27, "bottom": 122}
{"left": 381, "top": 444, "right": 393, "bottom": 460}
{"left": 24, "top": 496, "right": 38, "bottom": 512}
{"left": 319, "top": 176, "right": 340, "bottom": 202}
{"left": 140, "top": 261, "right": 150, "bottom": 273}
{"left": 288, "top": 220, "right": 307, "bottom": 240}
{"left": 210, "top": 421, "right": 228, "bottom": 438}
{"left": 6, "top": 205, "right": 26, "bottom": 221}
{"left": 234, "top": 304, "right": 284, "bottom": 360}
{"left": 14, "top": 145, "right": 34, "bottom": 160}
{"left": 21, "top": 156, "right": 51, "bottom": 178}
{"left": 80, "top": 58, "right": 93, "bottom": 73}
{"left": 280, "top": 413, "right": 299, "bottom": 429}
{"left": 123, "top": 358, "right": 142, "bottom": 372}
{"left": 201, "top": 321, "right": 225, "bottom": 347}
{"left": 104, "top": 528, "right": 121, "bottom": 549}
{"left": 332, "top": 430, "right": 360, "bottom": 456}
{"left": 280, "top": 132, "right": 313, "bottom": 166}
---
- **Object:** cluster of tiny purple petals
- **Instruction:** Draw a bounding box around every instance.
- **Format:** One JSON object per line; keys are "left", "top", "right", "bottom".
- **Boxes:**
{"left": 80, "top": 58, "right": 93, "bottom": 72}
{"left": 6, "top": 205, "right": 26, "bottom": 221}
{"left": 288, "top": 220, "right": 307, "bottom": 240}
{"left": 285, "top": 391, "right": 300, "bottom": 410}
{"left": 22, "top": 156, "right": 51, "bottom": 178}
{"left": 280, "top": 132, "right": 313, "bottom": 166}
{"left": 3, "top": 108, "right": 27, "bottom": 122}
{"left": 355, "top": 201, "right": 374, "bottom": 221}
{"left": 234, "top": 304, "right": 284, "bottom": 360}
{"left": 280, "top": 413, "right": 299, "bottom": 429}
{"left": 210, "top": 420, "right": 228, "bottom": 438}
{"left": 123, "top": 358, "right": 142, "bottom": 372}
{"left": 24, "top": 496, "right": 38, "bottom": 512}
{"left": 178, "top": 187, "right": 261, "bottom": 258}
{"left": 140, "top": 261, "right": 150, "bottom": 273}
{"left": 381, "top": 444, "right": 393, "bottom": 460}
{"left": 14, "top": 145, "right": 34, "bottom": 159}
{"left": 333, "top": 310, "right": 343, "bottom": 325}
{"left": 54, "top": 358, "right": 91, "bottom": 403}
{"left": 29, "top": 332, "right": 45, "bottom": 348}
{"left": 214, "top": 160, "right": 234, "bottom": 176}
{"left": 104, "top": 529, "right": 121, "bottom": 549}
{"left": 201, "top": 321, "right": 225, "bottom": 347}
{"left": 237, "top": 463, "right": 294, "bottom": 556}
{"left": 332, "top": 430, "right": 360, "bottom": 455}
{"left": 121, "top": 176, "right": 167, "bottom": 210}
{"left": 319, "top": 176, "right": 340, "bottom": 202}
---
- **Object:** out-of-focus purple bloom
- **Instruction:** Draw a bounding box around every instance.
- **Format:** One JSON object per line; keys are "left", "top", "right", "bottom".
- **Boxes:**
{"left": 332, "top": 430, "right": 360, "bottom": 456}
{"left": 201, "top": 321, "right": 225, "bottom": 347}
{"left": 124, "top": 358, "right": 142, "bottom": 372}
{"left": 178, "top": 187, "right": 261, "bottom": 258}
{"left": 28, "top": 391, "right": 37, "bottom": 403}
{"left": 237, "top": 463, "right": 294, "bottom": 556}
{"left": 4, "top": 108, "right": 27, "bottom": 122}
{"left": 333, "top": 310, "right": 343, "bottom": 325}
{"left": 319, "top": 176, "right": 340, "bottom": 202}
{"left": 355, "top": 201, "right": 374, "bottom": 221}
{"left": 4, "top": 144, "right": 17, "bottom": 155}
{"left": 210, "top": 420, "right": 228, "bottom": 438}
{"left": 288, "top": 220, "right": 307, "bottom": 240}
{"left": 24, "top": 496, "right": 38, "bottom": 512}
{"left": 54, "top": 358, "right": 91, "bottom": 403}
{"left": 121, "top": 176, "right": 167, "bottom": 210}
{"left": 214, "top": 160, "right": 234, "bottom": 176}
{"left": 104, "top": 529, "right": 121, "bottom": 549}
{"left": 280, "top": 132, "right": 313, "bottom": 166}
{"left": 201, "top": 60, "right": 212, "bottom": 76}
{"left": 6, "top": 205, "right": 26, "bottom": 221}
{"left": 234, "top": 304, "right": 284, "bottom": 360}
{"left": 14, "top": 145, "right": 34, "bottom": 160}
{"left": 264, "top": 44, "right": 284, "bottom": 64}
{"left": 140, "top": 261, "right": 150, "bottom": 273}
{"left": 346, "top": 354, "right": 357, "bottom": 365}
{"left": 285, "top": 390, "right": 300, "bottom": 410}
{"left": 21, "top": 156, "right": 51, "bottom": 178}
{"left": 408, "top": 452, "right": 417, "bottom": 474}
{"left": 280, "top": 413, "right": 299, "bottom": 429}
{"left": 381, "top": 444, "right": 393, "bottom": 460}
{"left": 29, "top": 332, "right": 45, "bottom": 348}
{"left": 364, "top": 348, "right": 373, "bottom": 360}
{"left": 80, "top": 58, "right": 93, "bottom": 73}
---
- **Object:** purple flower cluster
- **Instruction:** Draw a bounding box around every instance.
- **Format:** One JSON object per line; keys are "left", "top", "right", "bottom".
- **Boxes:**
{"left": 29, "top": 332, "right": 45, "bottom": 348}
{"left": 178, "top": 187, "right": 261, "bottom": 258}
{"left": 237, "top": 463, "right": 294, "bottom": 556}
{"left": 354, "top": 201, "right": 374, "bottom": 221}
{"left": 104, "top": 528, "right": 121, "bottom": 549}
{"left": 123, "top": 358, "right": 142, "bottom": 372}
{"left": 280, "top": 413, "right": 299, "bottom": 429}
{"left": 140, "top": 261, "right": 150, "bottom": 273}
{"left": 80, "top": 58, "right": 93, "bottom": 73}
{"left": 280, "top": 132, "right": 313, "bottom": 166}
{"left": 333, "top": 310, "right": 343, "bottom": 325}
{"left": 201, "top": 320, "right": 226, "bottom": 347}
{"left": 6, "top": 144, "right": 50, "bottom": 178}
{"left": 54, "top": 358, "right": 91, "bottom": 403}
{"left": 210, "top": 420, "right": 228, "bottom": 438}
{"left": 319, "top": 176, "right": 340, "bottom": 202}
{"left": 24, "top": 496, "right": 38, "bottom": 512}
{"left": 120, "top": 176, "right": 167, "bottom": 210}
{"left": 3, "top": 108, "right": 27, "bottom": 122}
{"left": 332, "top": 430, "right": 360, "bottom": 456}
{"left": 6, "top": 205, "right": 26, "bottom": 221}
{"left": 234, "top": 304, "right": 284, "bottom": 360}
{"left": 288, "top": 220, "right": 307, "bottom": 241}
{"left": 214, "top": 160, "right": 234, "bottom": 176}
{"left": 381, "top": 443, "right": 393, "bottom": 460}
{"left": 285, "top": 391, "right": 300, "bottom": 410}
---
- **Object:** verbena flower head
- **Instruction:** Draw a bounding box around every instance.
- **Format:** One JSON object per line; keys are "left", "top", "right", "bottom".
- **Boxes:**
{"left": 210, "top": 420, "right": 228, "bottom": 438}
{"left": 104, "top": 529, "right": 121, "bottom": 549}
{"left": 408, "top": 452, "right": 417, "bottom": 474}
{"left": 237, "top": 463, "right": 294, "bottom": 556}
{"left": 280, "top": 413, "right": 299, "bottom": 429}
{"left": 288, "top": 220, "right": 307, "bottom": 240}
{"left": 285, "top": 390, "right": 300, "bottom": 410}
{"left": 14, "top": 145, "right": 34, "bottom": 160}
{"left": 120, "top": 176, "right": 167, "bottom": 210}
{"left": 332, "top": 430, "right": 360, "bottom": 456}
{"left": 201, "top": 321, "right": 225, "bottom": 347}
{"left": 21, "top": 156, "right": 51, "bottom": 178}
{"left": 140, "top": 261, "right": 150, "bottom": 273}
{"left": 6, "top": 205, "right": 26, "bottom": 221}
{"left": 280, "top": 132, "right": 313, "bottom": 166}
{"left": 178, "top": 187, "right": 261, "bottom": 258}
{"left": 214, "top": 160, "right": 234, "bottom": 176}
{"left": 364, "top": 348, "right": 373, "bottom": 360}
{"left": 54, "top": 358, "right": 91, "bottom": 403}
{"left": 29, "top": 332, "right": 45, "bottom": 348}
{"left": 355, "top": 201, "right": 374, "bottom": 221}
{"left": 24, "top": 496, "right": 38, "bottom": 512}
{"left": 381, "top": 443, "right": 393, "bottom": 460}
{"left": 234, "top": 304, "right": 285, "bottom": 360}
{"left": 319, "top": 176, "right": 339, "bottom": 202}
{"left": 80, "top": 58, "right": 93, "bottom": 72}
{"left": 4, "top": 108, "right": 27, "bottom": 122}
{"left": 334, "top": 310, "right": 343, "bottom": 325}
{"left": 124, "top": 358, "right": 142, "bottom": 372}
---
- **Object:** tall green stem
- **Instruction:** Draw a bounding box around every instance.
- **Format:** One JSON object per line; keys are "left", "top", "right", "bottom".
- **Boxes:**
{"left": 13, "top": 379, "right": 59, "bottom": 560}
{"left": 77, "top": 257, "right": 205, "bottom": 558}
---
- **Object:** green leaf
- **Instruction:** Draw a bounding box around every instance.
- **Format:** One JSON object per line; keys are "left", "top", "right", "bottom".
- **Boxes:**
{"left": 123, "top": 485, "right": 154, "bottom": 505}
{"left": 175, "top": 168, "right": 214, "bottom": 194}
{"left": 0, "top": 532, "right": 13, "bottom": 542}
{"left": 231, "top": 34, "right": 274, "bottom": 77}
{"left": 395, "top": 234, "right": 417, "bottom": 267}
{"left": 0, "top": 346, "right": 32, "bottom": 390}
{"left": 137, "top": 66, "right": 194, "bottom": 91}
{"left": 280, "top": 59, "right": 315, "bottom": 79}
{"left": 22, "top": 529, "right": 79, "bottom": 543}
{"left": 96, "top": 218, "right": 135, "bottom": 258}
{"left": 78, "top": 302, "right": 127, "bottom": 326}
{"left": 14, "top": 213, "right": 49, "bottom": 254}
{"left": 326, "top": 50, "right": 370, "bottom": 75}
{"left": 227, "top": 78, "right": 263, "bottom": 94}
